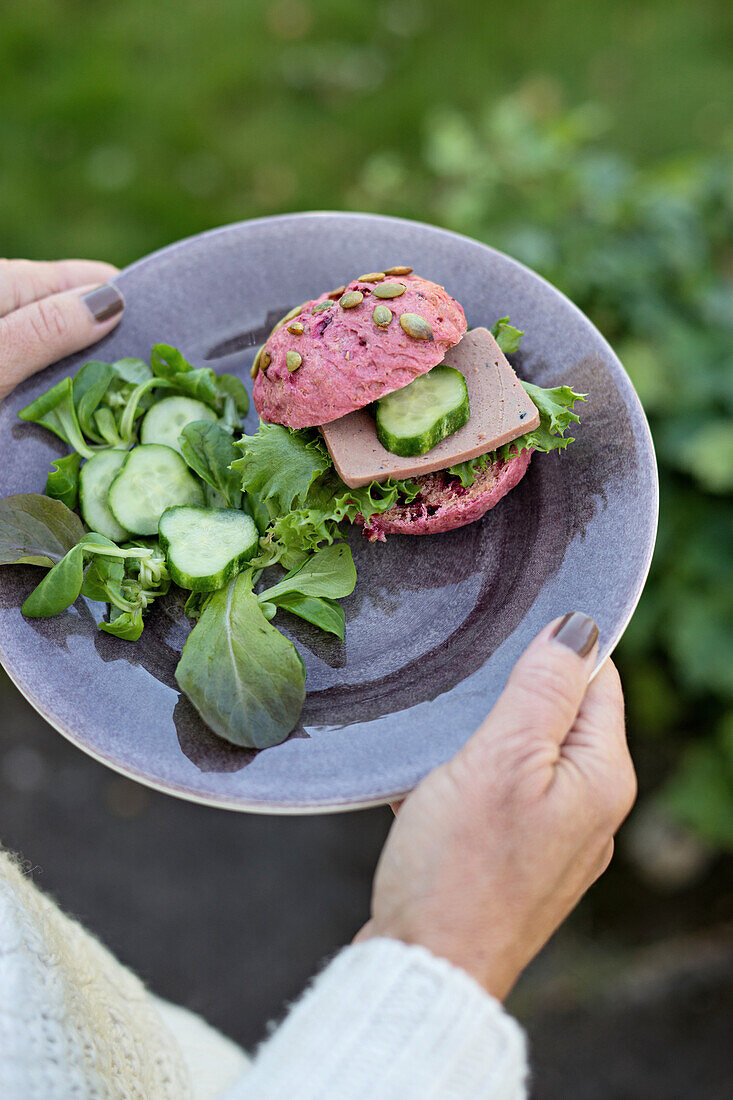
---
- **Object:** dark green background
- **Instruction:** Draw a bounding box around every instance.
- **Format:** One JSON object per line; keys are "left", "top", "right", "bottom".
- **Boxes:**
{"left": 2, "top": 0, "right": 732, "bottom": 262}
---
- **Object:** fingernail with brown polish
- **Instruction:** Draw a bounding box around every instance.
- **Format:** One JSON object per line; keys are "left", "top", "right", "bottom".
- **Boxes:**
{"left": 82, "top": 283, "right": 124, "bottom": 323}
{"left": 552, "top": 612, "right": 599, "bottom": 658}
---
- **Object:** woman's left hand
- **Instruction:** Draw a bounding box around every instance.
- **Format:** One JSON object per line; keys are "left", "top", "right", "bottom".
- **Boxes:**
{"left": 0, "top": 258, "right": 125, "bottom": 400}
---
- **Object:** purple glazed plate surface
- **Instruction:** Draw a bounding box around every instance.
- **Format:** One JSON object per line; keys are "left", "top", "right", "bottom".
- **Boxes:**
{"left": 0, "top": 213, "right": 658, "bottom": 812}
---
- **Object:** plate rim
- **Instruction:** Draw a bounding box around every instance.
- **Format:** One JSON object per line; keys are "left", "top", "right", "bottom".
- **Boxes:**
{"left": 0, "top": 211, "right": 659, "bottom": 813}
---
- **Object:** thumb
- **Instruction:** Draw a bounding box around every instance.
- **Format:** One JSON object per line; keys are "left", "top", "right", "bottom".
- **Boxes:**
{"left": 463, "top": 613, "right": 599, "bottom": 769}
{"left": 0, "top": 282, "right": 124, "bottom": 399}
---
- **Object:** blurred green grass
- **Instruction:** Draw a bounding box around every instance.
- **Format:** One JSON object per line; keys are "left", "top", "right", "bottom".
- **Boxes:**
{"left": 1, "top": 0, "right": 733, "bottom": 850}
{"left": 1, "top": 0, "right": 732, "bottom": 263}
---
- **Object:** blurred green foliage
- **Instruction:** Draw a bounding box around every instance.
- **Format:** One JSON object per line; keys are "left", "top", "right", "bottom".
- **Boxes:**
{"left": 1, "top": 0, "right": 732, "bottom": 842}
{"left": 1, "top": 0, "right": 732, "bottom": 263}
{"left": 355, "top": 94, "right": 733, "bottom": 843}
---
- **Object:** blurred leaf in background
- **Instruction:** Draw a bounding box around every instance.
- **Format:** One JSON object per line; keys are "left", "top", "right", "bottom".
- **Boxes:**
{"left": 355, "top": 88, "right": 733, "bottom": 849}
{"left": 1, "top": 0, "right": 732, "bottom": 262}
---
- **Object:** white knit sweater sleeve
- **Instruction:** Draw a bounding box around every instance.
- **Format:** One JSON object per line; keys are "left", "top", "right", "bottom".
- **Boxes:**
{"left": 0, "top": 846, "right": 528, "bottom": 1098}
{"left": 229, "top": 938, "right": 528, "bottom": 1100}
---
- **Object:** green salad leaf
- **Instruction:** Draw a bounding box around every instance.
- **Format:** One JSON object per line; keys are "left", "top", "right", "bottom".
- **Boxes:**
{"left": 72, "top": 357, "right": 153, "bottom": 444}
{"left": 270, "top": 593, "right": 346, "bottom": 640}
{"left": 18, "top": 345, "right": 243, "bottom": 463}
{"left": 447, "top": 381, "right": 585, "bottom": 487}
{"left": 176, "top": 570, "right": 306, "bottom": 748}
{"left": 180, "top": 420, "right": 242, "bottom": 508}
{"left": 81, "top": 550, "right": 126, "bottom": 604}
{"left": 170, "top": 368, "right": 221, "bottom": 406}
{"left": 117, "top": 376, "right": 175, "bottom": 439}
{"left": 92, "top": 405, "right": 125, "bottom": 447}
{"left": 517, "top": 382, "right": 585, "bottom": 453}
{"left": 150, "top": 343, "right": 220, "bottom": 405}
{"left": 21, "top": 543, "right": 86, "bottom": 617}
{"left": 253, "top": 545, "right": 355, "bottom": 639}
{"left": 258, "top": 544, "right": 356, "bottom": 603}
{"left": 0, "top": 493, "right": 86, "bottom": 568}
{"left": 234, "top": 425, "right": 421, "bottom": 566}
{"left": 447, "top": 319, "right": 585, "bottom": 487}
{"left": 19, "top": 525, "right": 168, "bottom": 633}
{"left": 110, "top": 357, "right": 153, "bottom": 385}
{"left": 232, "top": 421, "right": 332, "bottom": 515}
{"left": 45, "top": 453, "right": 82, "bottom": 510}
{"left": 183, "top": 589, "right": 213, "bottom": 619}
{"left": 72, "top": 361, "right": 118, "bottom": 442}
{"left": 100, "top": 606, "right": 144, "bottom": 641}
{"left": 491, "top": 316, "right": 524, "bottom": 354}
{"left": 257, "top": 470, "right": 420, "bottom": 568}
{"left": 20, "top": 531, "right": 113, "bottom": 617}
{"left": 18, "top": 377, "right": 95, "bottom": 459}
{"left": 81, "top": 535, "right": 167, "bottom": 615}
{"left": 150, "top": 343, "right": 194, "bottom": 377}
{"left": 215, "top": 373, "right": 249, "bottom": 416}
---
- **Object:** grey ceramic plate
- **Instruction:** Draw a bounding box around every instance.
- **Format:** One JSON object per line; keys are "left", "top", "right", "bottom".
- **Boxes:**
{"left": 0, "top": 213, "right": 657, "bottom": 813}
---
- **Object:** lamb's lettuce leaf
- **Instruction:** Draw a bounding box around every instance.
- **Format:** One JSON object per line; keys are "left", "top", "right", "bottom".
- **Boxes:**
{"left": 183, "top": 590, "right": 214, "bottom": 620}
{"left": 150, "top": 344, "right": 244, "bottom": 413}
{"left": 257, "top": 544, "right": 356, "bottom": 603}
{"left": 180, "top": 420, "right": 242, "bottom": 508}
{"left": 20, "top": 531, "right": 114, "bottom": 617}
{"left": 72, "top": 361, "right": 118, "bottom": 442}
{"left": 253, "top": 545, "right": 354, "bottom": 639}
{"left": 99, "top": 605, "right": 144, "bottom": 641}
{"left": 176, "top": 570, "right": 306, "bottom": 748}
{"left": 268, "top": 593, "right": 346, "bottom": 640}
{"left": 215, "top": 373, "right": 249, "bottom": 417}
{"left": 21, "top": 542, "right": 86, "bottom": 617}
{"left": 45, "top": 453, "right": 81, "bottom": 510}
{"left": 110, "top": 357, "right": 153, "bottom": 385}
{"left": 18, "top": 377, "right": 95, "bottom": 459}
{"left": 81, "top": 551, "right": 126, "bottom": 604}
{"left": 0, "top": 493, "right": 86, "bottom": 568}
{"left": 150, "top": 343, "right": 194, "bottom": 377}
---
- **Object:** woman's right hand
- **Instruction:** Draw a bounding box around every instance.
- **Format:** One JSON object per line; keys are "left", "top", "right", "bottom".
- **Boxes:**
{"left": 357, "top": 613, "right": 637, "bottom": 1001}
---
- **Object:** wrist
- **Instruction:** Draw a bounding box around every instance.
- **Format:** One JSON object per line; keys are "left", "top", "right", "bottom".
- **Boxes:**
{"left": 354, "top": 918, "right": 520, "bottom": 1000}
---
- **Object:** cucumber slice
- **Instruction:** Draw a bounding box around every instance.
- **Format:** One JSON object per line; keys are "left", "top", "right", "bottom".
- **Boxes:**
{"left": 108, "top": 445, "right": 205, "bottom": 535}
{"left": 376, "top": 365, "right": 470, "bottom": 457}
{"left": 140, "top": 396, "right": 217, "bottom": 455}
{"left": 79, "top": 450, "right": 131, "bottom": 542}
{"left": 159, "top": 506, "right": 258, "bottom": 591}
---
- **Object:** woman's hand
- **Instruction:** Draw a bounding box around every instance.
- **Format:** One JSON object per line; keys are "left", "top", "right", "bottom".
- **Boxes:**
{"left": 0, "top": 259, "right": 125, "bottom": 400}
{"left": 357, "top": 613, "right": 637, "bottom": 1001}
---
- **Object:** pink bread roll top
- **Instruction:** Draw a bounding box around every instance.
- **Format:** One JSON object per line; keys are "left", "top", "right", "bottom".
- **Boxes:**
{"left": 253, "top": 273, "right": 467, "bottom": 428}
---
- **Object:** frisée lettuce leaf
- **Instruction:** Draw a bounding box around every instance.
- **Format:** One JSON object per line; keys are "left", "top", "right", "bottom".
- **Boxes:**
{"left": 234, "top": 424, "right": 420, "bottom": 568}
{"left": 447, "top": 319, "right": 585, "bottom": 487}
{"left": 232, "top": 422, "right": 332, "bottom": 515}
{"left": 447, "top": 381, "right": 585, "bottom": 487}
{"left": 490, "top": 316, "right": 524, "bottom": 355}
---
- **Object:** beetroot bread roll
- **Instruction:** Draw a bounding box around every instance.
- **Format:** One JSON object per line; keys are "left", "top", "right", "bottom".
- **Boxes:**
{"left": 253, "top": 273, "right": 466, "bottom": 428}
{"left": 359, "top": 450, "right": 532, "bottom": 540}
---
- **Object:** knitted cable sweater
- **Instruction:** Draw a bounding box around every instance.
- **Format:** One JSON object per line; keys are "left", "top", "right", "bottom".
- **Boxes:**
{"left": 0, "top": 848, "right": 529, "bottom": 1098}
